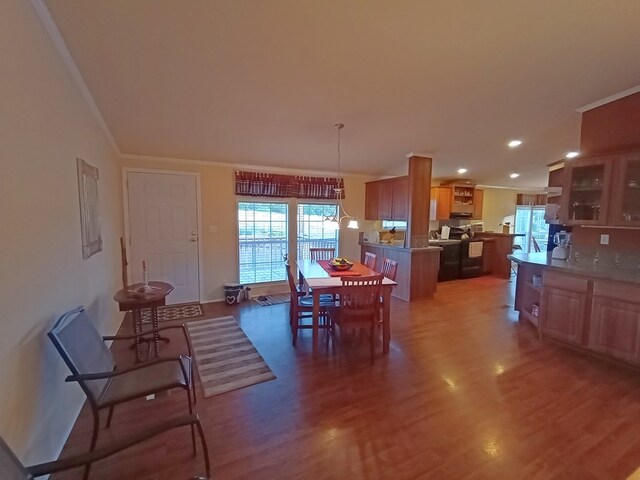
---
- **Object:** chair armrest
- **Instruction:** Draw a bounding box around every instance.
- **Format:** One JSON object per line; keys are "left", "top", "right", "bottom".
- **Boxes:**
{"left": 104, "top": 324, "right": 193, "bottom": 357}
{"left": 26, "top": 415, "right": 206, "bottom": 477}
{"left": 65, "top": 356, "right": 189, "bottom": 382}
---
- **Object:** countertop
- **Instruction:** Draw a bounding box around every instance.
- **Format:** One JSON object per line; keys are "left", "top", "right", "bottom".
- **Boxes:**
{"left": 477, "top": 232, "right": 525, "bottom": 238}
{"left": 508, "top": 251, "right": 640, "bottom": 285}
{"left": 359, "top": 241, "right": 442, "bottom": 252}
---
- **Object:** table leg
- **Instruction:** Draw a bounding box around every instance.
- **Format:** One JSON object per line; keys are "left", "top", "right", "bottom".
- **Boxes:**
{"left": 132, "top": 310, "right": 143, "bottom": 362}
{"left": 382, "top": 288, "right": 391, "bottom": 354}
{"left": 312, "top": 290, "right": 320, "bottom": 357}
{"left": 151, "top": 307, "right": 160, "bottom": 358}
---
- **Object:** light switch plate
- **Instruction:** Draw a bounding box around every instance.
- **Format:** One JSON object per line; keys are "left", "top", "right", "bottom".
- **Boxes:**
{"left": 600, "top": 234, "right": 609, "bottom": 245}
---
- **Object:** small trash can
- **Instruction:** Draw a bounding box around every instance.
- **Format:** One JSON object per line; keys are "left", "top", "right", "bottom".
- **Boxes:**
{"left": 224, "top": 283, "right": 243, "bottom": 305}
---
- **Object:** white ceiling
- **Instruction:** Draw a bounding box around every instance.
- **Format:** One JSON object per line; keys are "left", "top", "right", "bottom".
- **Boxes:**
{"left": 44, "top": 0, "right": 640, "bottom": 188}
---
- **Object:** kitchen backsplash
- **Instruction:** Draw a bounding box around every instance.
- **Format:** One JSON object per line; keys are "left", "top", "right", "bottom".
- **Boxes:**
{"left": 569, "top": 226, "right": 640, "bottom": 268}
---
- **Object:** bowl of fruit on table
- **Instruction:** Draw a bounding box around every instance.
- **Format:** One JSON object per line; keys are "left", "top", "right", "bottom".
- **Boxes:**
{"left": 330, "top": 257, "right": 354, "bottom": 271}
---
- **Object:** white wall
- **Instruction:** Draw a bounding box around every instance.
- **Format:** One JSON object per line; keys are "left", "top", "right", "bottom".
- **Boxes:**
{"left": 0, "top": 0, "right": 123, "bottom": 465}
{"left": 480, "top": 188, "right": 518, "bottom": 232}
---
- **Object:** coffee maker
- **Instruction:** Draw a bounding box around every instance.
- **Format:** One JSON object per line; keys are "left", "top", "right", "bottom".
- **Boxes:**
{"left": 551, "top": 230, "right": 572, "bottom": 260}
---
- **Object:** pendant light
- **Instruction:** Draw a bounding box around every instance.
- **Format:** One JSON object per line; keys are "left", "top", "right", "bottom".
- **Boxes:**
{"left": 324, "top": 123, "right": 359, "bottom": 230}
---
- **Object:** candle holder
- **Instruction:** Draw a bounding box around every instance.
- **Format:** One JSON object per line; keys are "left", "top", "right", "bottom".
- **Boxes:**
{"left": 140, "top": 261, "right": 154, "bottom": 292}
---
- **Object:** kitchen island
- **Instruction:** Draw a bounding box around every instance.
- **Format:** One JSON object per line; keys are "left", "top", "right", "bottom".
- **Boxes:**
{"left": 359, "top": 242, "right": 441, "bottom": 301}
{"left": 509, "top": 251, "right": 640, "bottom": 368}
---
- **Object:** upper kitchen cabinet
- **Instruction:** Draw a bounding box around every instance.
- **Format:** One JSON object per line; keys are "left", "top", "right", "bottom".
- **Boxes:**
{"left": 451, "top": 184, "right": 475, "bottom": 216}
{"left": 544, "top": 161, "right": 565, "bottom": 224}
{"left": 430, "top": 186, "right": 451, "bottom": 220}
{"left": 609, "top": 152, "right": 640, "bottom": 227}
{"left": 561, "top": 155, "right": 614, "bottom": 225}
{"left": 430, "top": 185, "right": 482, "bottom": 220}
{"left": 377, "top": 180, "right": 393, "bottom": 220}
{"left": 365, "top": 181, "right": 380, "bottom": 220}
{"left": 391, "top": 177, "right": 409, "bottom": 220}
{"left": 472, "top": 189, "right": 483, "bottom": 219}
{"left": 364, "top": 176, "right": 409, "bottom": 221}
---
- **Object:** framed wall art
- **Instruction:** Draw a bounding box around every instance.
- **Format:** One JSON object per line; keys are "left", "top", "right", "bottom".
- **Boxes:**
{"left": 76, "top": 157, "right": 102, "bottom": 259}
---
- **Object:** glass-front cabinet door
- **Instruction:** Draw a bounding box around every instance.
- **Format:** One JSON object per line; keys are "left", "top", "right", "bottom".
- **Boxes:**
{"left": 562, "top": 156, "right": 614, "bottom": 225}
{"left": 610, "top": 152, "right": 640, "bottom": 227}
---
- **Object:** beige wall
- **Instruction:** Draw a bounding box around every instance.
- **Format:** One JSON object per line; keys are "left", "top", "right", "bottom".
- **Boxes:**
{"left": 0, "top": 0, "right": 123, "bottom": 465}
{"left": 120, "top": 158, "right": 377, "bottom": 300}
{"left": 481, "top": 188, "right": 518, "bottom": 232}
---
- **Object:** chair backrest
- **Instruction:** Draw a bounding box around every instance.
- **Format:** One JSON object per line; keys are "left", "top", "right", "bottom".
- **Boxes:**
{"left": 380, "top": 258, "right": 398, "bottom": 281}
{"left": 310, "top": 247, "right": 335, "bottom": 261}
{"left": 340, "top": 275, "right": 383, "bottom": 321}
{"left": 48, "top": 306, "right": 115, "bottom": 403}
{"left": 0, "top": 437, "right": 30, "bottom": 480}
{"left": 285, "top": 263, "right": 299, "bottom": 298}
{"left": 532, "top": 237, "right": 541, "bottom": 253}
{"left": 363, "top": 252, "right": 377, "bottom": 269}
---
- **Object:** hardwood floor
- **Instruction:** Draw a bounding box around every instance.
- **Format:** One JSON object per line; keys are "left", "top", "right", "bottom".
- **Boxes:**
{"left": 53, "top": 277, "right": 640, "bottom": 479}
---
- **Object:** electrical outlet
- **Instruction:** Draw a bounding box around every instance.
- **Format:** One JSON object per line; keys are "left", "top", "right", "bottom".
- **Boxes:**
{"left": 600, "top": 234, "right": 609, "bottom": 245}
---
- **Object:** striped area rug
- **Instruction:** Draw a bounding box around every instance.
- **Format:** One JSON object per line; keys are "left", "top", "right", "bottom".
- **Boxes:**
{"left": 186, "top": 316, "right": 276, "bottom": 398}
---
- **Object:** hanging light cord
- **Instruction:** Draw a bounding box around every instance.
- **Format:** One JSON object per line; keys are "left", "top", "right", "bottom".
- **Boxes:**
{"left": 334, "top": 123, "right": 353, "bottom": 219}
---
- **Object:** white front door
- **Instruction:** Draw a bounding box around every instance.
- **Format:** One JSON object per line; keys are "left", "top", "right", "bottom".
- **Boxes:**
{"left": 127, "top": 171, "right": 200, "bottom": 304}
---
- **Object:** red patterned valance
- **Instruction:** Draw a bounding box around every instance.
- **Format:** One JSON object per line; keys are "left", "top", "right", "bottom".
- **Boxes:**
{"left": 235, "top": 171, "right": 345, "bottom": 200}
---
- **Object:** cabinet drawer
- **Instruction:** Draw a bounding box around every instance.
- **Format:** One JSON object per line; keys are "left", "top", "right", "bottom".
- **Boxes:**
{"left": 542, "top": 270, "right": 589, "bottom": 292}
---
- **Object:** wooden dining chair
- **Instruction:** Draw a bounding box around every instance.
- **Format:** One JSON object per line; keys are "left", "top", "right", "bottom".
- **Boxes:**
{"left": 285, "top": 263, "right": 335, "bottom": 345}
{"left": 330, "top": 275, "right": 383, "bottom": 364}
{"left": 310, "top": 247, "right": 335, "bottom": 261}
{"left": 363, "top": 251, "right": 377, "bottom": 270}
{"left": 377, "top": 258, "right": 398, "bottom": 324}
{"left": 380, "top": 257, "right": 398, "bottom": 281}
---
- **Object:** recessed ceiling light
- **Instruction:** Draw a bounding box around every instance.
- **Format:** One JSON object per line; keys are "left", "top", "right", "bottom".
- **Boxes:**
{"left": 508, "top": 140, "right": 523, "bottom": 148}
{"left": 457, "top": 168, "right": 468, "bottom": 174}
{"left": 565, "top": 151, "right": 579, "bottom": 159}
{"left": 510, "top": 173, "right": 520, "bottom": 179}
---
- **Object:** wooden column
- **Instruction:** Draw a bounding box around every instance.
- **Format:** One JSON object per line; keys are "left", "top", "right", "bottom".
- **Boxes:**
{"left": 406, "top": 154, "right": 433, "bottom": 248}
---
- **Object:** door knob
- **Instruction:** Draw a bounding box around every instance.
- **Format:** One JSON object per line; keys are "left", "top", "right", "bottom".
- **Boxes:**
{"left": 190, "top": 231, "right": 198, "bottom": 242}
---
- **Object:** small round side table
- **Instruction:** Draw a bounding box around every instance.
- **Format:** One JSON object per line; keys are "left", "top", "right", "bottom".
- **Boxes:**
{"left": 113, "top": 281, "right": 174, "bottom": 361}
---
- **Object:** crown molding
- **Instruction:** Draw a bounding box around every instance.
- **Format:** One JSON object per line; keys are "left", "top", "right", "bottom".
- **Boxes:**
{"left": 119, "top": 153, "right": 374, "bottom": 178}
{"left": 576, "top": 85, "right": 640, "bottom": 113}
{"left": 30, "top": 0, "right": 120, "bottom": 155}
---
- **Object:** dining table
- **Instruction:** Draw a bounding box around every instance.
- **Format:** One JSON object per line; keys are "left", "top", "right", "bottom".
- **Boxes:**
{"left": 295, "top": 259, "right": 397, "bottom": 357}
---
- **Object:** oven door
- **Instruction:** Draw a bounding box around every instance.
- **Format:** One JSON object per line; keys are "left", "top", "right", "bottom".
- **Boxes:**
{"left": 460, "top": 240, "right": 483, "bottom": 278}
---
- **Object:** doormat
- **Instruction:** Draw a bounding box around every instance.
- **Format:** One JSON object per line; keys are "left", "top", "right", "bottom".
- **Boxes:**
{"left": 253, "top": 294, "right": 290, "bottom": 306}
{"left": 186, "top": 316, "right": 276, "bottom": 397}
{"left": 140, "top": 303, "right": 203, "bottom": 324}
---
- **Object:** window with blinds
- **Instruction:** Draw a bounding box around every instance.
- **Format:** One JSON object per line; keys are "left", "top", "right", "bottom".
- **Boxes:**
{"left": 238, "top": 202, "right": 288, "bottom": 284}
{"left": 296, "top": 203, "right": 339, "bottom": 261}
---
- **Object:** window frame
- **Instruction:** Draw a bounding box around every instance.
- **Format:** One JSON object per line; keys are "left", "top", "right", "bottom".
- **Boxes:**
{"left": 296, "top": 202, "right": 340, "bottom": 262}
{"left": 236, "top": 198, "right": 340, "bottom": 286}
{"left": 237, "top": 199, "right": 289, "bottom": 285}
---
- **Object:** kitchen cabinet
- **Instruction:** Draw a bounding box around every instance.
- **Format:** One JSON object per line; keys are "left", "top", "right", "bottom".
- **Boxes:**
{"left": 481, "top": 239, "right": 494, "bottom": 274}
{"left": 365, "top": 181, "right": 379, "bottom": 220}
{"left": 430, "top": 187, "right": 451, "bottom": 221}
{"left": 451, "top": 184, "right": 475, "bottom": 215}
{"left": 391, "top": 177, "right": 409, "bottom": 220}
{"left": 588, "top": 279, "right": 640, "bottom": 366}
{"left": 609, "top": 152, "right": 640, "bottom": 227}
{"left": 539, "top": 271, "right": 590, "bottom": 345}
{"left": 561, "top": 154, "right": 615, "bottom": 225}
{"left": 364, "top": 177, "right": 408, "bottom": 221}
{"left": 472, "top": 189, "right": 483, "bottom": 219}
{"left": 511, "top": 256, "right": 640, "bottom": 369}
{"left": 512, "top": 261, "right": 543, "bottom": 328}
{"left": 378, "top": 181, "right": 393, "bottom": 219}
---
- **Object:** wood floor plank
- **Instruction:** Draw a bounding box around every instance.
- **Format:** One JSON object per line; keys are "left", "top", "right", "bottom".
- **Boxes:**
{"left": 52, "top": 277, "right": 640, "bottom": 479}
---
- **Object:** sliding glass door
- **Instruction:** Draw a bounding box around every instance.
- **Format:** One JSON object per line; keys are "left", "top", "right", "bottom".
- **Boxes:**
{"left": 514, "top": 206, "right": 548, "bottom": 253}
